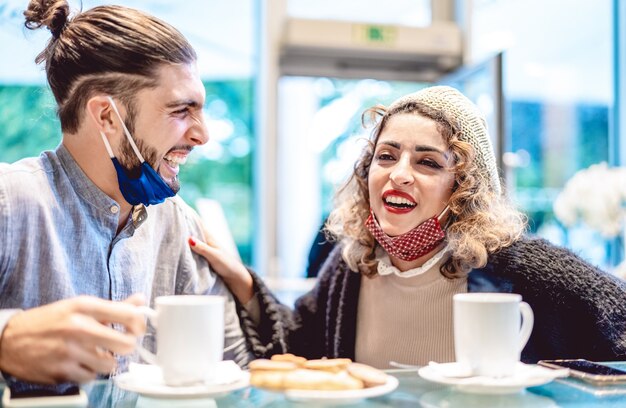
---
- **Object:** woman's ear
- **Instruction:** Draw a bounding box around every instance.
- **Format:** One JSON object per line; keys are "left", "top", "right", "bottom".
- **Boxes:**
{"left": 86, "top": 95, "right": 116, "bottom": 135}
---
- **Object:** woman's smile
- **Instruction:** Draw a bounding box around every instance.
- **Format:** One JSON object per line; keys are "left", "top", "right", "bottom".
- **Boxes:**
{"left": 382, "top": 189, "right": 417, "bottom": 214}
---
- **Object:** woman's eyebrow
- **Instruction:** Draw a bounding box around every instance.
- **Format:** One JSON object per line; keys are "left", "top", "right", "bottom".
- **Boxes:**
{"left": 377, "top": 141, "right": 450, "bottom": 159}
{"left": 415, "top": 145, "right": 451, "bottom": 160}
{"left": 377, "top": 140, "right": 400, "bottom": 149}
{"left": 415, "top": 145, "right": 444, "bottom": 154}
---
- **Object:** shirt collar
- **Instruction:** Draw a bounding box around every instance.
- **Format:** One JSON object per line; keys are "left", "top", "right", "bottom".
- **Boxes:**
{"left": 376, "top": 245, "right": 451, "bottom": 278}
{"left": 55, "top": 144, "right": 148, "bottom": 229}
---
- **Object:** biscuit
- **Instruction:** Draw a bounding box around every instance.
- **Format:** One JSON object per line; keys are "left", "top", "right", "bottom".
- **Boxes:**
{"left": 270, "top": 353, "right": 307, "bottom": 366}
{"left": 250, "top": 370, "right": 287, "bottom": 389}
{"left": 332, "top": 370, "right": 365, "bottom": 390}
{"left": 283, "top": 369, "right": 364, "bottom": 391}
{"left": 249, "top": 359, "right": 298, "bottom": 372}
{"left": 347, "top": 363, "right": 388, "bottom": 387}
{"left": 303, "top": 358, "right": 352, "bottom": 373}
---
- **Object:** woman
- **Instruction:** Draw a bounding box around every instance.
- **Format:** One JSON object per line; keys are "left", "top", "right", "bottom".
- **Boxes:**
{"left": 191, "top": 86, "right": 626, "bottom": 368}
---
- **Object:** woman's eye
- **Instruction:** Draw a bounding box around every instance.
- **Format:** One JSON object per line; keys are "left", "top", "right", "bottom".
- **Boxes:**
{"left": 377, "top": 153, "right": 395, "bottom": 161}
{"left": 420, "top": 159, "right": 442, "bottom": 169}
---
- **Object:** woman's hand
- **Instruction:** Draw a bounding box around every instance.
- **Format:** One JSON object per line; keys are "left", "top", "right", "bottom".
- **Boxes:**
{"left": 188, "top": 234, "right": 254, "bottom": 304}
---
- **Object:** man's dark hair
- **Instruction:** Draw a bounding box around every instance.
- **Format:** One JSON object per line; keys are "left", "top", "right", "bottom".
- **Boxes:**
{"left": 24, "top": 0, "right": 197, "bottom": 133}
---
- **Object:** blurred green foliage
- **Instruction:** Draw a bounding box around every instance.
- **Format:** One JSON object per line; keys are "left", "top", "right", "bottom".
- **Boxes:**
{"left": 0, "top": 81, "right": 254, "bottom": 263}
{"left": 0, "top": 86, "right": 61, "bottom": 163}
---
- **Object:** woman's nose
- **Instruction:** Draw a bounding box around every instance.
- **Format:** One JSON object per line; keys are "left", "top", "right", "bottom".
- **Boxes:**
{"left": 390, "top": 157, "right": 414, "bottom": 186}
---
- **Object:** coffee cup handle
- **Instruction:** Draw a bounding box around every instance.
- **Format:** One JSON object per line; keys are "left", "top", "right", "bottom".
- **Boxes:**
{"left": 518, "top": 301, "right": 534, "bottom": 352}
{"left": 136, "top": 306, "right": 158, "bottom": 365}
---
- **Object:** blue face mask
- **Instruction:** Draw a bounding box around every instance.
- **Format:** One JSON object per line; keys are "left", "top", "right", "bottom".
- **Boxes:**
{"left": 100, "top": 96, "right": 175, "bottom": 206}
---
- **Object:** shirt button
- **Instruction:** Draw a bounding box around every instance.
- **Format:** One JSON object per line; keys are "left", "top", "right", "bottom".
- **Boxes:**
{"left": 110, "top": 205, "right": 119, "bottom": 214}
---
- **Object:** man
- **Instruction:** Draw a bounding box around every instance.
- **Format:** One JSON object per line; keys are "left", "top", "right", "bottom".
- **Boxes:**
{"left": 0, "top": 1, "right": 250, "bottom": 384}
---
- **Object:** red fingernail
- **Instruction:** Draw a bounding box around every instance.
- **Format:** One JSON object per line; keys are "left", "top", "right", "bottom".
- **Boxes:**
{"left": 188, "top": 237, "right": 196, "bottom": 246}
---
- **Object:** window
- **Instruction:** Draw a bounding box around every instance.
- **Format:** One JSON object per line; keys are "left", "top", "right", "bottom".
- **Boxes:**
{"left": 469, "top": 0, "right": 617, "bottom": 270}
{"left": 288, "top": 0, "right": 431, "bottom": 26}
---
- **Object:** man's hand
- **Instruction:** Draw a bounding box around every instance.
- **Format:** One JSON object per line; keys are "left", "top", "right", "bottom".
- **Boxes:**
{"left": 0, "top": 294, "right": 146, "bottom": 384}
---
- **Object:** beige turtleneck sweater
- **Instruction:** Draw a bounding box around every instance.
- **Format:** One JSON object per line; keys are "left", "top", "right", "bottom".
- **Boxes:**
{"left": 354, "top": 249, "right": 467, "bottom": 369}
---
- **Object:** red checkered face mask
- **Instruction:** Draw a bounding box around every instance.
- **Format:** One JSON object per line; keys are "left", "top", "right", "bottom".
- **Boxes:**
{"left": 365, "top": 207, "right": 448, "bottom": 261}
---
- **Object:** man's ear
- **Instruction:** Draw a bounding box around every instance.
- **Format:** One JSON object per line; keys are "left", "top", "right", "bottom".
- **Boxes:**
{"left": 86, "top": 95, "right": 117, "bottom": 136}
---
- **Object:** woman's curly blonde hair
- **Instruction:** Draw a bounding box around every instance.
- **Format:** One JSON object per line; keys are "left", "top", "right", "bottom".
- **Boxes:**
{"left": 325, "top": 98, "right": 527, "bottom": 279}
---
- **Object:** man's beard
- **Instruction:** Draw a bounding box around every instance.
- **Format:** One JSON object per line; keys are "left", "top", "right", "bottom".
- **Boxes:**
{"left": 117, "top": 134, "right": 181, "bottom": 194}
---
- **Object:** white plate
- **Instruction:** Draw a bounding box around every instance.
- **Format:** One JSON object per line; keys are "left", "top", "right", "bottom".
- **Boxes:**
{"left": 418, "top": 362, "right": 568, "bottom": 395}
{"left": 114, "top": 362, "right": 249, "bottom": 399}
{"left": 282, "top": 375, "right": 399, "bottom": 404}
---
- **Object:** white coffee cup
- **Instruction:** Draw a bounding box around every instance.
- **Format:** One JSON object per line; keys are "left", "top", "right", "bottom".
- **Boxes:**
{"left": 137, "top": 295, "right": 225, "bottom": 386}
{"left": 453, "top": 293, "right": 533, "bottom": 378}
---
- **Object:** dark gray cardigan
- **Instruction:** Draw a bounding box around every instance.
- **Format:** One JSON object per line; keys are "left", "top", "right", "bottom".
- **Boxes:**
{"left": 237, "top": 236, "right": 626, "bottom": 363}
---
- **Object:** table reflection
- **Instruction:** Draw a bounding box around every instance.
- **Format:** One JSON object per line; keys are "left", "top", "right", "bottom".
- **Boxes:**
{"left": 135, "top": 396, "right": 217, "bottom": 408}
{"left": 419, "top": 388, "right": 557, "bottom": 408}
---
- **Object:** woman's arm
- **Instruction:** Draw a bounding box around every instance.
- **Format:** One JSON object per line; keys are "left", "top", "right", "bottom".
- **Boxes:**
{"left": 188, "top": 235, "right": 340, "bottom": 359}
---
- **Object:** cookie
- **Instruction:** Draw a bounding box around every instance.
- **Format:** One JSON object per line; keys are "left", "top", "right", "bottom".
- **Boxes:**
{"left": 270, "top": 353, "right": 307, "bottom": 366}
{"left": 303, "top": 358, "right": 352, "bottom": 373}
{"left": 332, "top": 370, "right": 365, "bottom": 390}
{"left": 249, "top": 359, "right": 298, "bottom": 372}
{"left": 283, "top": 369, "right": 364, "bottom": 391}
{"left": 347, "top": 362, "right": 388, "bottom": 387}
{"left": 250, "top": 370, "right": 288, "bottom": 389}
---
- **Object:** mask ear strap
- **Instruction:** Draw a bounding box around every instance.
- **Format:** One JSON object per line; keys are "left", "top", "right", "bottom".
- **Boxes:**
{"left": 437, "top": 205, "right": 454, "bottom": 230}
{"left": 437, "top": 206, "right": 450, "bottom": 222}
{"left": 100, "top": 131, "right": 115, "bottom": 158}
{"left": 107, "top": 96, "right": 145, "bottom": 164}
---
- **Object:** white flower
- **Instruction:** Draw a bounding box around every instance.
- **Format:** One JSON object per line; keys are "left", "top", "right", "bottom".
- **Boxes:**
{"left": 553, "top": 163, "right": 626, "bottom": 238}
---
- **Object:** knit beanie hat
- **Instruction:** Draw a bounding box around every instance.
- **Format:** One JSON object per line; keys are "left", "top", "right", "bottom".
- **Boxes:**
{"left": 387, "top": 86, "right": 502, "bottom": 195}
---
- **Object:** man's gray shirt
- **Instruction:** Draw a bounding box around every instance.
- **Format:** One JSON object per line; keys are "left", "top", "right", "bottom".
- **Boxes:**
{"left": 0, "top": 145, "right": 250, "bottom": 371}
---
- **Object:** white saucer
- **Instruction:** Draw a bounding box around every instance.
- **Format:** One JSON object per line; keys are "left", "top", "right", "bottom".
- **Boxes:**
{"left": 418, "top": 362, "right": 568, "bottom": 395}
{"left": 282, "top": 375, "right": 399, "bottom": 404}
{"left": 114, "top": 361, "right": 249, "bottom": 399}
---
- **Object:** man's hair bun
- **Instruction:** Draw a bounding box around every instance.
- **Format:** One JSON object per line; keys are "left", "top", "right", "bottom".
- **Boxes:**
{"left": 24, "top": 0, "right": 70, "bottom": 39}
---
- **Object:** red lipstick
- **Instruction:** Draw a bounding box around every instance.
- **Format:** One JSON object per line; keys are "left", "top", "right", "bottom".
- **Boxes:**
{"left": 382, "top": 189, "right": 416, "bottom": 214}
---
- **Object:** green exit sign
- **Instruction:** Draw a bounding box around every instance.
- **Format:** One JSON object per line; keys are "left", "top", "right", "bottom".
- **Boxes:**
{"left": 354, "top": 24, "right": 397, "bottom": 46}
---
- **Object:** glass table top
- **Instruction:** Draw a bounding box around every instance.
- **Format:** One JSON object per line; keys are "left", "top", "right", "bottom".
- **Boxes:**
{"left": 3, "top": 363, "right": 626, "bottom": 407}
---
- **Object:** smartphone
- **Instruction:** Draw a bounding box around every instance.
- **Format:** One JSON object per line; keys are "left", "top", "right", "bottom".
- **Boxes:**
{"left": 538, "top": 359, "right": 626, "bottom": 385}
{"left": 2, "top": 384, "right": 87, "bottom": 408}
